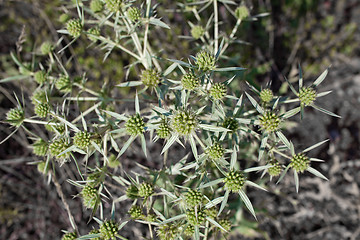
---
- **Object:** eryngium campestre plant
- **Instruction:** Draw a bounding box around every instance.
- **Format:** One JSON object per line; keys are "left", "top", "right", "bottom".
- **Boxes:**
{"left": 138, "top": 182, "right": 154, "bottom": 198}
{"left": 196, "top": 50, "right": 216, "bottom": 71}
{"left": 224, "top": 170, "right": 246, "bottom": 192}
{"left": 90, "top": 0, "right": 104, "bottom": 13}
{"left": 127, "top": 7, "right": 141, "bottom": 22}
{"left": 206, "top": 142, "right": 225, "bottom": 161}
{"left": 186, "top": 208, "right": 206, "bottom": 226}
{"left": 55, "top": 75, "right": 72, "bottom": 93}
{"left": 128, "top": 205, "right": 142, "bottom": 219}
{"left": 66, "top": 19, "right": 82, "bottom": 38}
{"left": 235, "top": 5, "right": 250, "bottom": 20}
{"left": 259, "top": 111, "right": 281, "bottom": 133}
{"left": 32, "top": 139, "right": 48, "bottom": 156}
{"left": 185, "top": 189, "right": 203, "bottom": 207}
{"left": 100, "top": 220, "right": 119, "bottom": 240}
{"left": 191, "top": 25, "right": 205, "bottom": 39}
{"left": 104, "top": 0, "right": 122, "bottom": 13}
{"left": 260, "top": 88, "right": 273, "bottom": 103}
{"left": 34, "top": 103, "right": 50, "bottom": 118}
{"left": 210, "top": 82, "right": 227, "bottom": 100}
{"left": 157, "top": 223, "right": 179, "bottom": 240}
{"left": 33, "top": 70, "right": 47, "bottom": 84}
{"left": 181, "top": 73, "right": 199, "bottom": 91}
{"left": 40, "top": 41, "right": 53, "bottom": 55}
{"left": 49, "top": 138, "right": 70, "bottom": 160}
{"left": 125, "top": 114, "right": 145, "bottom": 136}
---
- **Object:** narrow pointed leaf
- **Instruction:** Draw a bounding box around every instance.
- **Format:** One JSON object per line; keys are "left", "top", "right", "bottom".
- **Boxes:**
{"left": 117, "top": 81, "right": 143, "bottom": 87}
{"left": 307, "top": 167, "right": 328, "bottom": 180}
{"left": 298, "top": 64, "right": 303, "bottom": 88}
{"left": 313, "top": 68, "right": 329, "bottom": 87}
{"left": 258, "top": 134, "right": 268, "bottom": 161}
{"left": 303, "top": 139, "right": 329, "bottom": 153}
{"left": 161, "top": 214, "right": 186, "bottom": 224}
{"left": 239, "top": 190, "right": 257, "bottom": 220}
{"left": 276, "top": 131, "right": 291, "bottom": 149}
{"left": 246, "top": 180, "right": 267, "bottom": 192}
{"left": 245, "top": 92, "right": 264, "bottom": 114}
{"left": 117, "top": 135, "right": 136, "bottom": 158}
{"left": 218, "top": 190, "right": 229, "bottom": 216}
{"left": 161, "top": 134, "right": 178, "bottom": 154}
{"left": 284, "top": 76, "right": 298, "bottom": 95}
{"left": 135, "top": 92, "right": 140, "bottom": 114}
{"left": 140, "top": 134, "right": 147, "bottom": 157}
{"left": 294, "top": 170, "right": 299, "bottom": 193}
{"left": 311, "top": 104, "right": 341, "bottom": 118}
{"left": 282, "top": 107, "right": 301, "bottom": 119}
{"left": 230, "top": 146, "right": 237, "bottom": 169}
{"left": 189, "top": 134, "right": 198, "bottom": 159}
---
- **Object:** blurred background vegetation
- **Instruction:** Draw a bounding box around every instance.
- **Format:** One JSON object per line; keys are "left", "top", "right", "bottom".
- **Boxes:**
{"left": 0, "top": 0, "right": 359, "bottom": 239}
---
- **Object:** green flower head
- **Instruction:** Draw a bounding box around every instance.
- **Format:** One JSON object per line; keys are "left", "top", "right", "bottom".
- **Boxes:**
{"left": 104, "top": 0, "right": 123, "bottom": 13}
{"left": 61, "top": 232, "right": 77, "bottom": 240}
{"left": 40, "top": 41, "right": 53, "bottom": 55}
{"left": 259, "top": 111, "right": 281, "bottom": 133}
{"left": 55, "top": 75, "right": 72, "bottom": 93}
{"left": 88, "top": 27, "right": 100, "bottom": 42}
{"left": 205, "top": 207, "right": 217, "bottom": 219}
{"left": 49, "top": 138, "right": 71, "bottom": 160}
{"left": 185, "top": 189, "right": 203, "bottom": 207}
{"left": 181, "top": 73, "right": 199, "bottom": 91}
{"left": 196, "top": 50, "right": 216, "bottom": 71}
{"left": 34, "top": 71, "right": 47, "bottom": 85}
{"left": 260, "top": 88, "right": 273, "bottom": 103}
{"left": 90, "top": 0, "right": 104, "bottom": 13}
{"left": 59, "top": 13, "right": 70, "bottom": 24}
{"left": 235, "top": 6, "right": 250, "bottom": 20}
{"left": 299, "top": 87, "right": 317, "bottom": 106}
{"left": 224, "top": 170, "right": 246, "bottom": 192}
{"left": 6, "top": 108, "right": 24, "bottom": 127}
{"left": 267, "top": 159, "right": 282, "bottom": 177}
{"left": 171, "top": 109, "right": 198, "bottom": 136}
{"left": 210, "top": 82, "right": 227, "bottom": 100}
{"left": 88, "top": 229, "right": 101, "bottom": 240}
{"left": 66, "top": 19, "right": 83, "bottom": 38}
{"left": 125, "top": 114, "right": 145, "bottom": 136}
{"left": 107, "top": 154, "right": 121, "bottom": 168}
{"left": 100, "top": 220, "right": 119, "bottom": 240}
{"left": 33, "top": 139, "right": 49, "bottom": 156}
{"left": 290, "top": 153, "right": 310, "bottom": 173}
{"left": 126, "top": 185, "right": 139, "bottom": 199}
{"left": 157, "top": 223, "right": 178, "bottom": 240}
{"left": 184, "top": 224, "right": 195, "bottom": 237}
{"left": 186, "top": 208, "right": 206, "bottom": 226}
{"left": 222, "top": 117, "right": 239, "bottom": 132}
{"left": 73, "top": 131, "right": 92, "bottom": 149}
{"left": 128, "top": 205, "right": 143, "bottom": 219}
{"left": 156, "top": 120, "right": 171, "bottom": 139}
{"left": 218, "top": 218, "right": 231, "bottom": 232}
{"left": 191, "top": 25, "right": 205, "bottom": 39}
{"left": 37, "top": 161, "right": 50, "bottom": 174}
{"left": 31, "top": 89, "right": 49, "bottom": 105}
{"left": 138, "top": 182, "right": 154, "bottom": 198}
{"left": 140, "top": 68, "right": 161, "bottom": 87}
{"left": 81, "top": 185, "right": 98, "bottom": 209}
{"left": 34, "top": 103, "right": 50, "bottom": 118}
{"left": 206, "top": 142, "right": 225, "bottom": 161}
{"left": 127, "top": 7, "right": 141, "bottom": 22}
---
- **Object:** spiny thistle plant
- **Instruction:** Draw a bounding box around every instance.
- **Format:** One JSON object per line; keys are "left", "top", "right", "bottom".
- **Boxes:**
{"left": 1, "top": 0, "right": 341, "bottom": 239}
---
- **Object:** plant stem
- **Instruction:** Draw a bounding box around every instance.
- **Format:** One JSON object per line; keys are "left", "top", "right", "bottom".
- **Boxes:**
{"left": 213, "top": 0, "right": 219, "bottom": 54}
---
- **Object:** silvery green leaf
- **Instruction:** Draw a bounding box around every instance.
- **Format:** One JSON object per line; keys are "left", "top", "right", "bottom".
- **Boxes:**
{"left": 195, "top": 226, "right": 200, "bottom": 240}
{"left": 103, "top": 110, "right": 127, "bottom": 121}
{"left": 207, "top": 217, "right": 227, "bottom": 232}
{"left": 56, "top": 116, "right": 79, "bottom": 132}
{"left": 152, "top": 106, "right": 171, "bottom": 115}
{"left": 303, "top": 139, "right": 329, "bottom": 153}
{"left": 236, "top": 117, "right": 252, "bottom": 124}
{"left": 161, "top": 134, "right": 178, "bottom": 154}
{"left": 189, "top": 135, "right": 198, "bottom": 159}
{"left": 294, "top": 170, "right": 299, "bottom": 193}
{"left": 298, "top": 64, "right": 303, "bottom": 89}
{"left": 0, "top": 75, "right": 29, "bottom": 83}
{"left": 311, "top": 104, "right": 341, "bottom": 118}
{"left": 168, "top": 59, "right": 192, "bottom": 68}
{"left": 223, "top": 75, "right": 236, "bottom": 85}
{"left": 282, "top": 107, "right": 301, "bottom": 119}
{"left": 199, "top": 124, "right": 229, "bottom": 132}
{"left": 163, "top": 62, "right": 178, "bottom": 76}
{"left": 214, "top": 67, "right": 246, "bottom": 72}
{"left": 239, "top": 190, "right": 257, "bottom": 220}
{"left": 205, "top": 196, "right": 224, "bottom": 208}
{"left": 290, "top": 141, "right": 295, "bottom": 156}
{"left": 199, "top": 178, "right": 223, "bottom": 189}
{"left": 246, "top": 180, "right": 267, "bottom": 192}
{"left": 140, "top": 134, "right": 147, "bottom": 157}
{"left": 313, "top": 67, "right": 329, "bottom": 87}
{"left": 276, "top": 131, "right": 291, "bottom": 149}
{"left": 135, "top": 92, "right": 140, "bottom": 114}
{"left": 230, "top": 146, "right": 237, "bottom": 169}
{"left": 244, "top": 165, "right": 272, "bottom": 173}
{"left": 276, "top": 164, "right": 291, "bottom": 184}
{"left": 233, "top": 94, "right": 243, "bottom": 115}
{"left": 117, "top": 81, "right": 143, "bottom": 87}
{"left": 284, "top": 76, "right": 298, "bottom": 95}
{"left": 159, "top": 188, "right": 177, "bottom": 199}
{"left": 258, "top": 134, "right": 268, "bottom": 161}
{"left": 310, "top": 158, "right": 325, "bottom": 162}
{"left": 307, "top": 167, "right": 328, "bottom": 180}
{"left": 149, "top": 18, "right": 171, "bottom": 29}
{"left": 77, "top": 233, "right": 102, "bottom": 239}
{"left": 317, "top": 90, "right": 332, "bottom": 98}
{"left": 114, "top": 195, "right": 128, "bottom": 203}
{"left": 161, "top": 214, "right": 186, "bottom": 224}
{"left": 218, "top": 0, "right": 237, "bottom": 4}
{"left": 117, "top": 135, "right": 136, "bottom": 158}
{"left": 218, "top": 190, "right": 230, "bottom": 216}
{"left": 272, "top": 97, "right": 280, "bottom": 110}
{"left": 245, "top": 92, "right": 264, "bottom": 114}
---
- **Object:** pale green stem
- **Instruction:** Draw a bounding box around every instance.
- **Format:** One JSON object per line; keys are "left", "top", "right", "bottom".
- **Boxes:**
{"left": 213, "top": 0, "right": 219, "bottom": 54}
{"left": 271, "top": 148, "right": 292, "bottom": 160}
{"left": 97, "top": 36, "right": 141, "bottom": 61}
{"left": 73, "top": 83, "right": 99, "bottom": 96}
{"left": 220, "top": 18, "right": 241, "bottom": 57}
{"left": 23, "top": 118, "right": 56, "bottom": 125}
{"left": 71, "top": 102, "right": 102, "bottom": 124}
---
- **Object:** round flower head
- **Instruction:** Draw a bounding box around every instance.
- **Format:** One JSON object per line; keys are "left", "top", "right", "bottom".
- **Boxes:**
{"left": 104, "top": 0, "right": 122, "bottom": 13}
{"left": 81, "top": 185, "right": 98, "bottom": 208}
{"left": 127, "top": 7, "right": 141, "bottom": 22}
{"left": 290, "top": 153, "right": 310, "bottom": 173}
{"left": 55, "top": 75, "right": 72, "bottom": 93}
{"left": 205, "top": 207, "right": 217, "bottom": 219}
{"left": 222, "top": 117, "right": 239, "bottom": 132}
{"left": 59, "top": 13, "right": 70, "bottom": 24}
{"left": 210, "top": 82, "right": 227, "bottom": 100}
{"left": 206, "top": 142, "right": 225, "bottom": 161}
{"left": 66, "top": 19, "right": 83, "bottom": 38}
{"left": 184, "top": 224, "right": 195, "bottom": 237}
{"left": 196, "top": 50, "right": 216, "bottom": 72}
{"left": 40, "top": 41, "right": 53, "bottom": 55}
{"left": 61, "top": 232, "right": 77, "bottom": 240}
{"left": 157, "top": 223, "right": 178, "bottom": 240}
{"left": 107, "top": 154, "right": 120, "bottom": 168}
{"left": 138, "top": 182, "right": 154, "bottom": 198}
{"left": 267, "top": 159, "right": 282, "bottom": 177}
{"left": 90, "top": 0, "right": 104, "bottom": 13}
{"left": 140, "top": 68, "right": 161, "bottom": 87}
{"left": 6, "top": 108, "right": 24, "bottom": 127}
{"left": 33, "top": 139, "right": 49, "bottom": 156}
{"left": 34, "top": 103, "right": 50, "bottom": 118}
{"left": 259, "top": 111, "right": 281, "bottom": 133}
{"left": 181, "top": 73, "right": 199, "bottom": 91}
{"left": 31, "top": 89, "right": 49, "bottom": 105}
{"left": 299, "top": 87, "right": 317, "bottom": 106}
{"left": 88, "top": 229, "right": 101, "bottom": 240}
{"left": 235, "top": 6, "right": 250, "bottom": 20}
{"left": 100, "top": 220, "right": 119, "bottom": 240}
{"left": 73, "top": 131, "right": 92, "bottom": 149}
{"left": 126, "top": 185, "right": 139, "bottom": 199}
{"left": 191, "top": 25, "right": 205, "bottom": 39}
{"left": 186, "top": 208, "right": 206, "bottom": 226}
{"left": 218, "top": 218, "right": 231, "bottom": 232}
{"left": 224, "top": 170, "right": 246, "bottom": 192}
{"left": 49, "top": 138, "right": 71, "bottom": 160}
{"left": 46, "top": 123, "right": 65, "bottom": 134}
{"left": 88, "top": 27, "right": 100, "bottom": 42}
{"left": 185, "top": 189, "right": 203, "bottom": 207}
{"left": 125, "top": 114, "right": 145, "bottom": 136}
{"left": 128, "top": 205, "right": 142, "bottom": 219}
{"left": 260, "top": 88, "right": 273, "bottom": 103}
{"left": 19, "top": 62, "right": 31, "bottom": 76}
{"left": 171, "top": 109, "right": 198, "bottom": 136}
{"left": 37, "top": 161, "right": 50, "bottom": 174}
{"left": 156, "top": 120, "right": 171, "bottom": 139}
